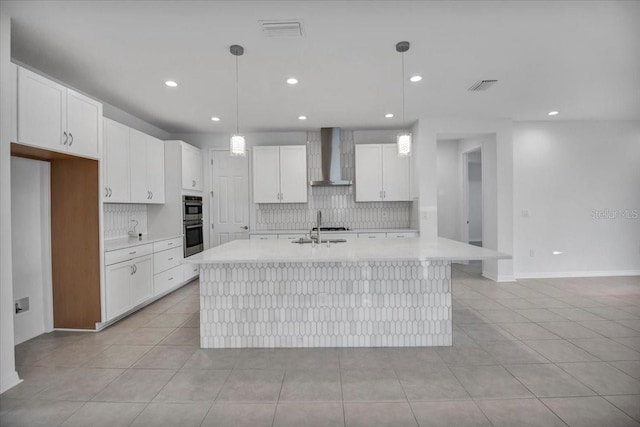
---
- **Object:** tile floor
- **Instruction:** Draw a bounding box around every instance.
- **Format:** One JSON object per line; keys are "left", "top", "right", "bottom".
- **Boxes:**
{"left": 1, "top": 265, "right": 639, "bottom": 426}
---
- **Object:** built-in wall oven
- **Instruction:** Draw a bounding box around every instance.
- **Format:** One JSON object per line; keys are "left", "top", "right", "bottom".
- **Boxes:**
{"left": 183, "top": 196, "right": 204, "bottom": 257}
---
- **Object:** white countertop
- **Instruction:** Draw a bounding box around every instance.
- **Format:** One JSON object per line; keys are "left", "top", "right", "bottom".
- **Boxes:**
{"left": 250, "top": 228, "right": 419, "bottom": 235}
{"left": 104, "top": 234, "right": 182, "bottom": 252}
{"left": 185, "top": 237, "right": 509, "bottom": 264}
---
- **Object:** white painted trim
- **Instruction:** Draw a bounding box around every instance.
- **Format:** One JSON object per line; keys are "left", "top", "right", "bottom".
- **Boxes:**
{"left": 40, "top": 161, "right": 54, "bottom": 333}
{"left": 0, "top": 371, "right": 22, "bottom": 394}
{"left": 515, "top": 270, "right": 640, "bottom": 279}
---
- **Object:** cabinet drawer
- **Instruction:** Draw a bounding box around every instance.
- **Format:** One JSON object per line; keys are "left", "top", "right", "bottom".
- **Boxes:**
{"left": 154, "top": 246, "right": 183, "bottom": 274}
{"left": 357, "top": 232, "right": 386, "bottom": 239}
{"left": 183, "top": 263, "right": 199, "bottom": 281}
{"left": 153, "top": 237, "right": 182, "bottom": 252}
{"left": 250, "top": 234, "right": 278, "bottom": 240}
{"left": 154, "top": 265, "right": 182, "bottom": 297}
{"left": 387, "top": 232, "right": 418, "bottom": 238}
{"left": 105, "top": 243, "right": 153, "bottom": 266}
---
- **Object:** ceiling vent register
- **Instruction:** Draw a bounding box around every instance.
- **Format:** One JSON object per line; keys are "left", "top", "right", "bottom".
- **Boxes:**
{"left": 260, "top": 20, "right": 303, "bottom": 37}
{"left": 468, "top": 80, "right": 498, "bottom": 91}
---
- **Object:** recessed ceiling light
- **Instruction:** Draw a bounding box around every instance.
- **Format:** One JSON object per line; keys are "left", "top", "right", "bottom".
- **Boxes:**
{"left": 211, "top": 116, "right": 220, "bottom": 122}
{"left": 548, "top": 111, "right": 559, "bottom": 116}
{"left": 287, "top": 78, "right": 299, "bottom": 85}
{"left": 385, "top": 113, "right": 394, "bottom": 118}
{"left": 165, "top": 80, "right": 178, "bottom": 87}
{"left": 298, "top": 115, "right": 307, "bottom": 120}
{"left": 409, "top": 75, "right": 422, "bottom": 82}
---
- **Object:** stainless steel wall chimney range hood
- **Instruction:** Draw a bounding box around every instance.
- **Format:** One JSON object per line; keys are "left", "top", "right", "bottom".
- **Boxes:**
{"left": 309, "top": 128, "right": 352, "bottom": 186}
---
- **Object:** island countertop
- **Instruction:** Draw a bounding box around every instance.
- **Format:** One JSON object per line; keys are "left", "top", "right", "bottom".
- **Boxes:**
{"left": 185, "top": 237, "right": 509, "bottom": 264}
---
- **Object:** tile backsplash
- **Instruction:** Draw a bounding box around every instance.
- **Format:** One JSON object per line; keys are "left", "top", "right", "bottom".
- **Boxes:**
{"left": 104, "top": 204, "right": 148, "bottom": 240}
{"left": 254, "top": 130, "right": 412, "bottom": 231}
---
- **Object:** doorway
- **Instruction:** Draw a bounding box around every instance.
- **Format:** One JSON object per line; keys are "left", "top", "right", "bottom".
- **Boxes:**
{"left": 209, "top": 149, "right": 250, "bottom": 247}
{"left": 463, "top": 148, "right": 482, "bottom": 247}
{"left": 11, "top": 156, "right": 53, "bottom": 344}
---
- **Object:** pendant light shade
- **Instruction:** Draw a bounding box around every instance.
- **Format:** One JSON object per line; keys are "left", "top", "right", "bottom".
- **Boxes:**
{"left": 230, "top": 134, "right": 246, "bottom": 157}
{"left": 229, "top": 44, "right": 247, "bottom": 157}
{"left": 396, "top": 41, "right": 412, "bottom": 157}
{"left": 397, "top": 132, "right": 412, "bottom": 157}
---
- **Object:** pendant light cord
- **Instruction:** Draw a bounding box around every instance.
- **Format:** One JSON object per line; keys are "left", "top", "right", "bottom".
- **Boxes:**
{"left": 401, "top": 50, "right": 406, "bottom": 132}
{"left": 235, "top": 54, "right": 240, "bottom": 135}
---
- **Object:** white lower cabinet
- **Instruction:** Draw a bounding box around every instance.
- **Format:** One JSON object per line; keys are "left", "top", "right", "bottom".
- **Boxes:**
{"left": 104, "top": 237, "right": 187, "bottom": 323}
{"left": 250, "top": 234, "right": 278, "bottom": 240}
{"left": 183, "top": 263, "right": 199, "bottom": 282}
{"left": 105, "top": 254, "right": 152, "bottom": 321}
{"left": 357, "top": 232, "right": 386, "bottom": 239}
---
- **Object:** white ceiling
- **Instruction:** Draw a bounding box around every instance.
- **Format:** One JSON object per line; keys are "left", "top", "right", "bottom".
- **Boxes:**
{"left": 2, "top": 1, "right": 639, "bottom": 134}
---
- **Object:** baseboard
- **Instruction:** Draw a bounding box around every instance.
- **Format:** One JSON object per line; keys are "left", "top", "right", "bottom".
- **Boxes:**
{"left": 482, "top": 271, "right": 516, "bottom": 283}
{"left": 515, "top": 270, "right": 640, "bottom": 279}
{"left": 0, "top": 371, "right": 22, "bottom": 394}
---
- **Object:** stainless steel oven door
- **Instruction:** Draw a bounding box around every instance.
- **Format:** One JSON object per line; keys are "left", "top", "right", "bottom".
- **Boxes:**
{"left": 184, "top": 221, "right": 204, "bottom": 257}
{"left": 183, "top": 196, "right": 203, "bottom": 222}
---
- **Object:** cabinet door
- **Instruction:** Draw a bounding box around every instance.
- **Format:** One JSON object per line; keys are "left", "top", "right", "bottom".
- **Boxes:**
{"left": 130, "top": 255, "right": 153, "bottom": 307}
{"left": 279, "top": 146, "right": 308, "bottom": 203}
{"left": 105, "top": 261, "right": 132, "bottom": 320}
{"left": 66, "top": 89, "right": 101, "bottom": 158}
{"left": 17, "top": 67, "right": 67, "bottom": 152}
{"left": 355, "top": 145, "right": 383, "bottom": 202}
{"left": 252, "top": 146, "right": 280, "bottom": 203}
{"left": 129, "top": 129, "right": 149, "bottom": 203}
{"left": 147, "top": 138, "right": 165, "bottom": 204}
{"left": 103, "top": 119, "right": 130, "bottom": 202}
{"left": 181, "top": 143, "right": 203, "bottom": 191}
{"left": 381, "top": 144, "right": 411, "bottom": 201}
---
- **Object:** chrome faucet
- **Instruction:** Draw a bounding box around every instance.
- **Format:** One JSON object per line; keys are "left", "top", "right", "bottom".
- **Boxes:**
{"left": 310, "top": 210, "right": 322, "bottom": 244}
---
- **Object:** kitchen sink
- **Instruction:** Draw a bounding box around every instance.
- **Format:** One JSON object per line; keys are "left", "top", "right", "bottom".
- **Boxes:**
{"left": 291, "top": 238, "right": 347, "bottom": 244}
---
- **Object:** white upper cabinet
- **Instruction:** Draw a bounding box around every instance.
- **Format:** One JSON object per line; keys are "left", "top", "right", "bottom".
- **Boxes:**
{"left": 129, "top": 129, "right": 165, "bottom": 204}
{"left": 103, "top": 120, "right": 164, "bottom": 204}
{"left": 17, "top": 67, "right": 101, "bottom": 158}
{"left": 355, "top": 144, "right": 411, "bottom": 202}
{"left": 103, "top": 119, "right": 130, "bottom": 202}
{"left": 380, "top": 144, "right": 411, "bottom": 201}
{"left": 181, "top": 142, "right": 203, "bottom": 191}
{"left": 253, "top": 145, "right": 307, "bottom": 204}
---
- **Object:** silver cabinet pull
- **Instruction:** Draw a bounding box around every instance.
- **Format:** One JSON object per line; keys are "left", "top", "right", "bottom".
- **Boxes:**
{"left": 168, "top": 277, "right": 174, "bottom": 281}
{"left": 68, "top": 132, "right": 73, "bottom": 146}
{"left": 105, "top": 187, "right": 109, "bottom": 198}
{"left": 168, "top": 242, "right": 173, "bottom": 245}
{"left": 379, "top": 190, "right": 383, "bottom": 199}
{"left": 109, "top": 187, "right": 112, "bottom": 197}
{"left": 240, "top": 226, "right": 248, "bottom": 230}
{"left": 133, "top": 264, "right": 137, "bottom": 274}
{"left": 150, "top": 191, "right": 153, "bottom": 199}
{"left": 63, "top": 131, "right": 68, "bottom": 145}
{"left": 129, "top": 251, "right": 136, "bottom": 255}
{"left": 383, "top": 190, "right": 386, "bottom": 198}
{"left": 168, "top": 257, "right": 174, "bottom": 261}
{"left": 192, "top": 180, "right": 196, "bottom": 187}
{"left": 130, "top": 265, "right": 134, "bottom": 275}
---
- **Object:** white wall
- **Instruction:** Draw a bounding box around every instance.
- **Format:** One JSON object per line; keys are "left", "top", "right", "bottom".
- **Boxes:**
{"left": 0, "top": 13, "right": 21, "bottom": 393}
{"left": 436, "top": 140, "right": 459, "bottom": 240}
{"left": 514, "top": 121, "right": 640, "bottom": 277}
{"left": 11, "top": 158, "right": 52, "bottom": 344}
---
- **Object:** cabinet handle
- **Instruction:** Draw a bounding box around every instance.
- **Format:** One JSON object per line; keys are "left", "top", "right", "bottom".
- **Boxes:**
{"left": 168, "top": 257, "right": 174, "bottom": 261}
{"left": 383, "top": 190, "right": 386, "bottom": 199}
{"left": 168, "top": 242, "right": 173, "bottom": 246}
{"left": 150, "top": 191, "right": 153, "bottom": 199}
{"left": 192, "top": 180, "right": 196, "bottom": 187}
{"left": 240, "top": 226, "right": 248, "bottom": 230}
{"left": 68, "top": 133, "right": 74, "bottom": 146}
{"left": 109, "top": 187, "right": 112, "bottom": 197}
{"left": 168, "top": 277, "right": 174, "bottom": 281}
{"left": 130, "top": 265, "right": 134, "bottom": 275}
{"left": 105, "top": 187, "right": 109, "bottom": 198}
{"left": 134, "top": 264, "right": 137, "bottom": 274}
{"left": 129, "top": 251, "right": 136, "bottom": 255}
{"left": 63, "top": 131, "right": 68, "bottom": 145}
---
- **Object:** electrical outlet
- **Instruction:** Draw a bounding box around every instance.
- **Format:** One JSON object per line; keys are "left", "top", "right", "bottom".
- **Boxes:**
{"left": 529, "top": 249, "right": 536, "bottom": 257}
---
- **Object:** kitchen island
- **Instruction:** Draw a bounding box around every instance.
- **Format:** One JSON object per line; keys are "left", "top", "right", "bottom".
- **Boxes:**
{"left": 185, "top": 237, "right": 507, "bottom": 348}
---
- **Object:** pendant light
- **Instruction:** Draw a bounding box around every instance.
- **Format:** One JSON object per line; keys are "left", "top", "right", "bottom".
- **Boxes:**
{"left": 396, "top": 41, "right": 412, "bottom": 157}
{"left": 230, "top": 44, "right": 246, "bottom": 157}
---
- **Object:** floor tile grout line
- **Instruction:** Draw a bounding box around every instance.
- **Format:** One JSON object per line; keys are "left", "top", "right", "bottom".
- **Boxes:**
{"left": 338, "top": 352, "right": 347, "bottom": 427}
{"left": 601, "top": 394, "right": 640, "bottom": 424}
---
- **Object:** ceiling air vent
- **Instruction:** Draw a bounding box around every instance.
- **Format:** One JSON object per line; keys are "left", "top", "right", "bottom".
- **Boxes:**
{"left": 259, "top": 20, "right": 303, "bottom": 37}
{"left": 468, "top": 80, "right": 498, "bottom": 91}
